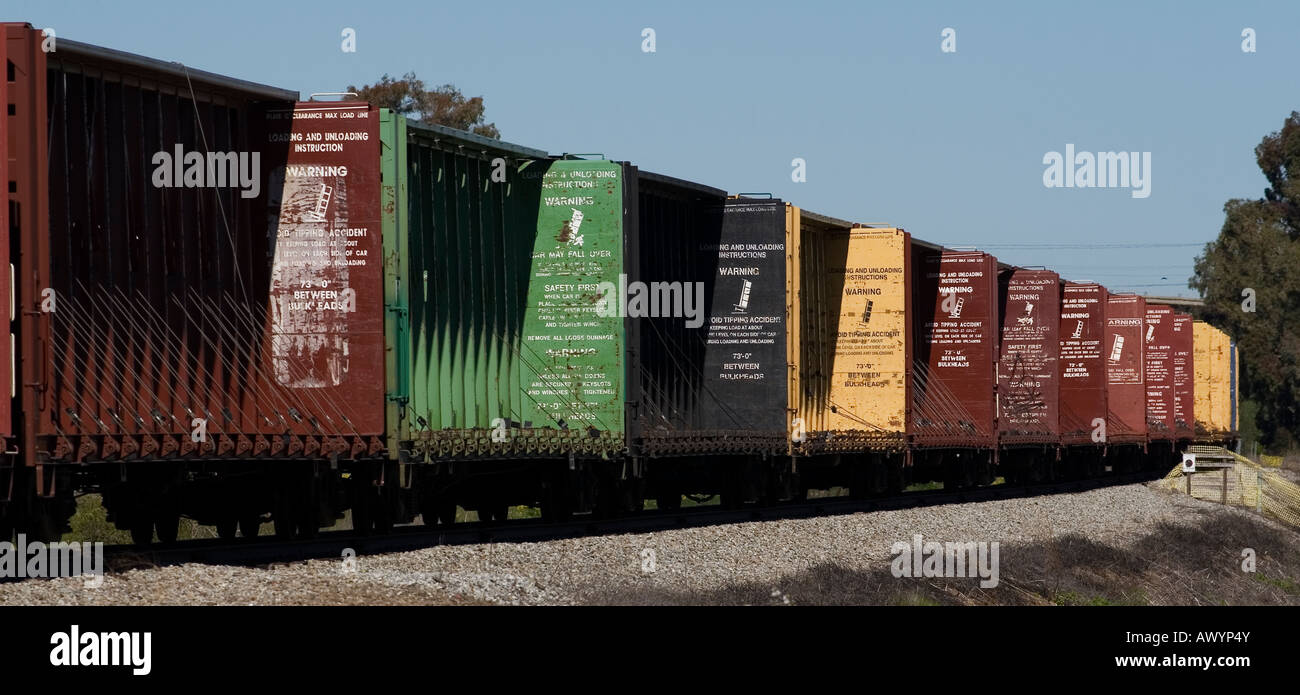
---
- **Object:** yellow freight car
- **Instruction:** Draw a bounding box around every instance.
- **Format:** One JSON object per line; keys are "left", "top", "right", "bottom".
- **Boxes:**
{"left": 785, "top": 206, "right": 910, "bottom": 454}
{"left": 1192, "top": 320, "right": 1238, "bottom": 440}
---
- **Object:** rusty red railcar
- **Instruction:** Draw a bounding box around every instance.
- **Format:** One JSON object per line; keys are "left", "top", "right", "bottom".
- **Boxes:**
{"left": 1143, "top": 304, "right": 1176, "bottom": 440}
{"left": 1058, "top": 283, "right": 1108, "bottom": 445}
{"left": 997, "top": 268, "right": 1060, "bottom": 445}
{"left": 910, "top": 247, "right": 1000, "bottom": 449}
{"left": 4, "top": 23, "right": 387, "bottom": 539}
{"left": 1104, "top": 293, "right": 1147, "bottom": 445}
{"left": 1170, "top": 312, "right": 1195, "bottom": 439}
{"left": 29, "top": 31, "right": 385, "bottom": 462}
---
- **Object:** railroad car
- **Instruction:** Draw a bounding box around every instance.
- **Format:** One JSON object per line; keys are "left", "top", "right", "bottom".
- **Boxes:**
{"left": 1191, "top": 320, "right": 1238, "bottom": 444}
{"left": 997, "top": 268, "right": 1061, "bottom": 482}
{"left": 1170, "top": 313, "right": 1195, "bottom": 440}
{"left": 1057, "top": 282, "right": 1109, "bottom": 476}
{"left": 1144, "top": 304, "right": 1178, "bottom": 445}
{"left": 378, "top": 120, "right": 800, "bottom": 520}
{"left": 1103, "top": 293, "right": 1148, "bottom": 448}
{"left": 0, "top": 23, "right": 1241, "bottom": 545}
{"left": 910, "top": 248, "right": 1001, "bottom": 487}
{"left": 1, "top": 25, "right": 393, "bottom": 542}
{"left": 788, "top": 211, "right": 911, "bottom": 496}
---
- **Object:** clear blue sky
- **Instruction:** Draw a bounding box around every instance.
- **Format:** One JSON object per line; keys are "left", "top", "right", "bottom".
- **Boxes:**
{"left": 13, "top": 1, "right": 1300, "bottom": 297}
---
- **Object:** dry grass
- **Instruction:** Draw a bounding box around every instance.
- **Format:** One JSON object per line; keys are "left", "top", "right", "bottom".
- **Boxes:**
{"left": 588, "top": 508, "right": 1300, "bottom": 606}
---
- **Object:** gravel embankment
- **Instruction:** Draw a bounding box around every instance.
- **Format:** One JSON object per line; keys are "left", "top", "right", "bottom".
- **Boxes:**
{"left": 2, "top": 482, "right": 1295, "bottom": 606}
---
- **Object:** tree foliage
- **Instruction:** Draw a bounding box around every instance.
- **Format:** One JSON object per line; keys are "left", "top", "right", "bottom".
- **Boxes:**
{"left": 348, "top": 72, "right": 500, "bottom": 139}
{"left": 1191, "top": 112, "right": 1300, "bottom": 448}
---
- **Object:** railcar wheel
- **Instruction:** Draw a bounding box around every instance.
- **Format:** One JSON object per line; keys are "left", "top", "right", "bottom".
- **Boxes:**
{"left": 297, "top": 486, "right": 322, "bottom": 540}
{"left": 541, "top": 494, "right": 573, "bottom": 522}
{"left": 239, "top": 514, "right": 262, "bottom": 539}
{"left": 156, "top": 512, "right": 180, "bottom": 544}
{"left": 719, "top": 480, "right": 745, "bottom": 509}
{"left": 655, "top": 493, "right": 682, "bottom": 511}
{"left": 33, "top": 512, "right": 62, "bottom": 543}
{"left": 541, "top": 474, "right": 574, "bottom": 522}
{"left": 419, "top": 500, "right": 439, "bottom": 526}
{"left": 274, "top": 495, "right": 297, "bottom": 540}
{"left": 847, "top": 467, "right": 871, "bottom": 500}
{"left": 0, "top": 502, "right": 13, "bottom": 542}
{"left": 373, "top": 494, "right": 395, "bottom": 534}
{"left": 130, "top": 518, "right": 154, "bottom": 546}
{"left": 351, "top": 492, "right": 373, "bottom": 535}
{"left": 889, "top": 461, "right": 907, "bottom": 494}
{"left": 27, "top": 496, "right": 72, "bottom": 543}
{"left": 420, "top": 494, "right": 456, "bottom": 526}
{"left": 217, "top": 518, "right": 238, "bottom": 540}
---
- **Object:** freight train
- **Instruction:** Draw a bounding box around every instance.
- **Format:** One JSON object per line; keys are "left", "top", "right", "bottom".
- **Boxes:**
{"left": 0, "top": 24, "right": 1240, "bottom": 544}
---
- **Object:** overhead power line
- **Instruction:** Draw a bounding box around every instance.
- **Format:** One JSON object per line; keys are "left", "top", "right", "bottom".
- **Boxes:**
{"left": 937, "top": 242, "right": 1204, "bottom": 250}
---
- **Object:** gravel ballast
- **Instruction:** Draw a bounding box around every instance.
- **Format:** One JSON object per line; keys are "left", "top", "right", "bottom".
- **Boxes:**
{"left": 2, "top": 482, "right": 1296, "bottom": 606}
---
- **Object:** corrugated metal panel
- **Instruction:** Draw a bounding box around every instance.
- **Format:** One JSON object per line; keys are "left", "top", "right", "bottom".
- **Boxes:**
{"left": 36, "top": 32, "right": 395, "bottom": 462}
{"left": 1104, "top": 294, "right": 1146, "bottom": 444}
{"left": 1143, "top": 304, "right": 1176, "bottom": 440}
{"left": 1170, "top": 312, "right": 1194, "bottom": 438}
{"left": 911, "top": 248, "right": 999, "bottom": 448}
{"left": 397, "top": 137, "right": 625, "bottom": 458}
{"left": 790, "top": 209, "right": 909, "bottom": 453}
{"left": 997, "top": 268, "right": 1060, "bottom": 444}
{"left": 1059, "top": 283, "right": 1108, "bottom": 445}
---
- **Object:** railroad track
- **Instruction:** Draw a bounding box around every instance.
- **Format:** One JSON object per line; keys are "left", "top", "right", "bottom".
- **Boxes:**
{"left": 100, "top": 469, "right": 1165, "bottom": 572}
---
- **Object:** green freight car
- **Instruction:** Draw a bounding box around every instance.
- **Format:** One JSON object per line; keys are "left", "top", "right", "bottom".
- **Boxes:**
{"left": 380, "top": 113, "right": 635, "bottom": 521}
{"left": 386, "top": 139, "right": 626, "bottom": 458}
{"left": 376, "top": 112, "right": 794, "bottom": 522}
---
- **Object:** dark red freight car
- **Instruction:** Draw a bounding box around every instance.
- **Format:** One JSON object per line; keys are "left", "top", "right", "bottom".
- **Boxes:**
{"left": 1059, "top": 283, "right": 1108, "bottom": 445}
{"left": 911, "top": 248, "right": 1000, "bottom": 451}
{"left": 1170, "top": 312, "right": 1195, "bottom": 440}
{"left": 1104, "top": 294, "right": 1146, "bottom": 445}
{"left": 1143, "top": 304, "right": 1176, "bottom": 440}
{"left": 4, "top": 24, "right": 390, "bottom": 541}
{"left": 997, "top": 268, "right": 1061, "bottom": 445}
